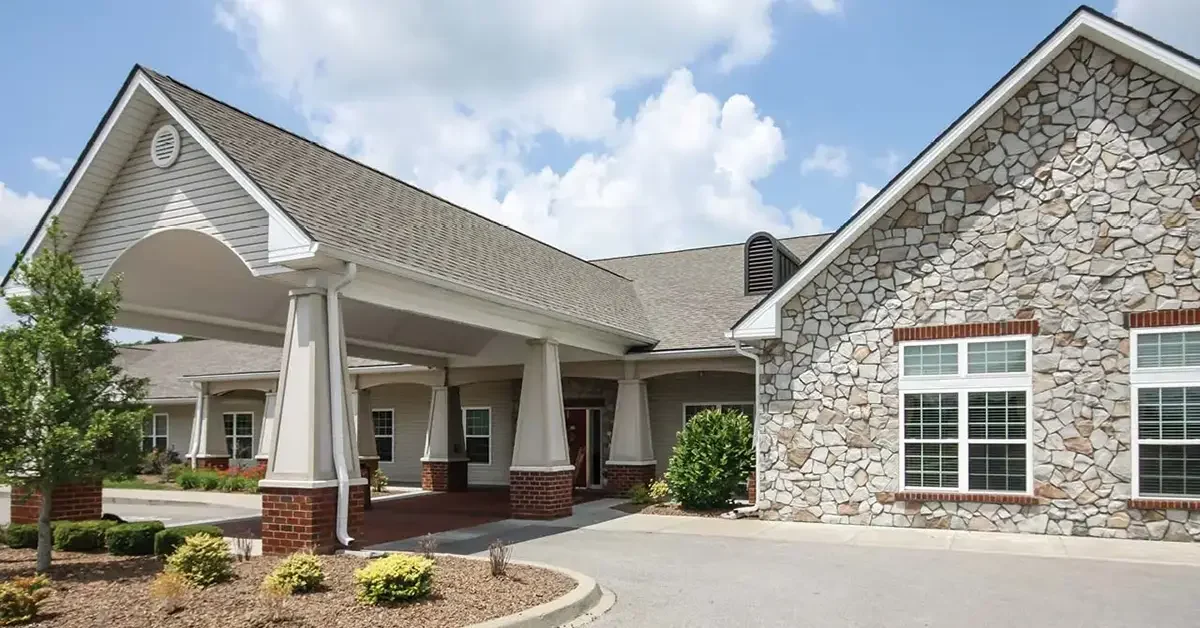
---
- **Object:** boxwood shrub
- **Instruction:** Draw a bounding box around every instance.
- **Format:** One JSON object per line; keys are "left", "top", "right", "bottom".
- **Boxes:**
{"left": 53, "top": 520, "right": 117, "bottom": 552}
{"left": 4, "top": 524, "right": 39, "bottom": 549}
{"left": 354, "top": 554, "right": 434, "bottom": 605}
{"left": 105, "top": 521, "right": 166, "bottom": 556}
{"left": 153, "top": 524, "right": 224, "bottom": 557}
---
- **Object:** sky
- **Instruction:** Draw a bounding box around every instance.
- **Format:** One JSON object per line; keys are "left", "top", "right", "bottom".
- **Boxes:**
{"left": 0, "top": 0, "right": 1196, "bottom": 341}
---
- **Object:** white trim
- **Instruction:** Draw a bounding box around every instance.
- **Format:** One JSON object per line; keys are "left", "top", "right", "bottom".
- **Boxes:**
{"left": 625, "top": 347, "right": 741, "bottom": 360}
{"left": 1129, "top": 326, "right": 1200, "bottom": 499}
{"left": 681, "top": 401, "right": 755, "bottom": 430}
{"left": 221, "top": 410, "right": 255, "bottom": 461}
{"left": 730, "top": 10, "right": 1200, "bottom": 340}
{"left": 898, "top": 337, "right": 1034, "bottom": 494}
{"left": 258, "top": 478, "right": 368, "bottom": 490}
{"left": 509, "top": 465, "right": 576, "bottom": 473}
{"left": 461, "top": 406, "right": 492, "bottom": 466}
{"left": 370, "top": 407, "right": 396, "bottom": 464}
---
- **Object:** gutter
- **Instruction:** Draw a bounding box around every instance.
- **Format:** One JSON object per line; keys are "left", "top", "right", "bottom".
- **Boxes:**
{"left": 733, "top": 340, "right": 761, "bottom": 511}
{"left": 327, "top": 262, "right": 358, "bottom": 548}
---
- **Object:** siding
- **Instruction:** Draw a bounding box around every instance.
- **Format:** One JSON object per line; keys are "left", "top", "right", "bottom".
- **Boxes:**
{"left": 461, "top": 381, "right": 516, "bottom": 486}
{"left": 211, "top": 393, "right": 266, "bottom": 467}
{"left": 152, "top": 403, "right": 195, "bottom": 458}
{"left": 366, "top": 384, "right": 432, "bottom": 484}
{"left": 71, "top": 108, "right": 270, "bottom": 281}
{"left": 647, "top": 371, "right": 754, "bottom": 473}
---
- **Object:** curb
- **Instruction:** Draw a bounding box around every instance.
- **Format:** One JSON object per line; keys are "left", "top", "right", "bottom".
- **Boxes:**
{"left": 341, "top": 550, "right": 608, "bottom": 628}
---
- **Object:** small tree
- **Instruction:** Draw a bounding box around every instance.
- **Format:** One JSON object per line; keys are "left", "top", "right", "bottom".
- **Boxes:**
{"left": 666, "top": 408, "right": 753, "bottom": 510}
{"left": 0, "top": 220, "right": 147, "bottom": 573}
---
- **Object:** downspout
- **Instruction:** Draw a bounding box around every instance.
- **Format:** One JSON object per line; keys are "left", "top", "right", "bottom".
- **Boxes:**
{"left": 733, "top": 340, "right": 761, "bottom": 512}
{"left": 186, "top": 382, "right": 207, "bottom": 469}
{"left": 327, "top": 262, "right": 358, "bottom": 548}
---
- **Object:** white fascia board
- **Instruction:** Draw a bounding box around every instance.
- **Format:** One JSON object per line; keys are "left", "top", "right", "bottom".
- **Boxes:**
{"left": 731, "top": 11, "right": 1194, "bottom": 340}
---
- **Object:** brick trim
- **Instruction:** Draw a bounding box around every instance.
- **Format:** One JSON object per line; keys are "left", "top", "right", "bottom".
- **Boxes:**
{"left": 1127, "top": 309, "right": 1200, "bottom": 329}
{"left": 893, "top": 320, "right": 1039, "bottom": 342}
{"left": 879, "top": 491, "right": 1043, "bottom": 505}
{"left": 1128, "top": 498, "right": 1200, "bottom": 511}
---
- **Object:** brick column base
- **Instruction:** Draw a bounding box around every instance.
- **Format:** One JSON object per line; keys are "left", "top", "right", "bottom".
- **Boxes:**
{"left": 509, "top": 468, "right": 574, "bottom": 519}
{"left": 195, "top": 457, "right": 230, "bottom": 470}
{"left": 10, "top": 482, "right": 103, "bottom": 525}
{"left": 603, "top": 463, "right": 656, "bottom": 495}
{"left": 360, "top": 459, "right": 379, "bottom": 510}
{"left": 747, "top": 471, "right": 756, "bottom": 504}
{"left": 260, "top": 484, "right": 366, "bottom": 555}
{"left": 421, "top": 460, "right": 468, "bottom": 492}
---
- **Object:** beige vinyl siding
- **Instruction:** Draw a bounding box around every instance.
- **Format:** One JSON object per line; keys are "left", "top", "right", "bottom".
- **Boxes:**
{"left": 366, "top": 384, "right": 432, "bottom": 484}
{"left": 71, "top": 108, "right": 270, "bottom": 281}
{"left": 460, "top": 381, "right": 515, "bottom": 486}
{"left": 211, "top": 392, "right": 266, "bottom": 467}
{"left": 647, "top": 371, "right": 754, "bottom": 474}
{"left": 151, "top": 403, "right": 196, "bottom": 458}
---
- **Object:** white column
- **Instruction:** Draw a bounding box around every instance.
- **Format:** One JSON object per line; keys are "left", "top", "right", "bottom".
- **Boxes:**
{"left": 511, "top": 339, "right": 571, "bottom": 470}
{"left": 256, "top": 392, "right": 278, "bottom": 461}
{"left": 422, "top": 386, "right": 467, "bottom": 462}
{"left": 608, "top": 378, "right": 655, "bottom": 465}
{"left": 357, "top": 387, "right": 378, "bottom": 460}
{"left": 192, "top": 385, "right": 229, "bottom": 463}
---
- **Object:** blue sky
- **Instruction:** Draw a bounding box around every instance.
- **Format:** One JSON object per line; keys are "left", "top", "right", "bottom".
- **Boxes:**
{"left": 0, "top": 1, "right": 1193, "bottom": 339}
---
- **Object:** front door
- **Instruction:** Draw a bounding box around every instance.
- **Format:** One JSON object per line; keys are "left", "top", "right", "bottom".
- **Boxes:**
{"left": 564, "top": 408, "right": 589, "bottom": 488}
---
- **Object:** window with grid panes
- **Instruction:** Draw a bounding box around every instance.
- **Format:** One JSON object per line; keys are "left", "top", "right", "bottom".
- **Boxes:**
{"left": 143, "top": 413, "right": 168, "bottom": 452}
{"left": 372, "top": 409, "right": 394, "bottom": 463}
{"left": 1133, "top": 329, "right": 1200, "bottom": 498}
{"left": 223, "top": 412, "right": 254, "bottom": 460}
{"left": 463, "top": 408, "right": 491, "bottom": 464}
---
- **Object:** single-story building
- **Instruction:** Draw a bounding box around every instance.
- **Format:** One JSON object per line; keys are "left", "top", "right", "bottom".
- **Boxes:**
{"left": 5, "top": 6, "right": 1200, "bottom": 550}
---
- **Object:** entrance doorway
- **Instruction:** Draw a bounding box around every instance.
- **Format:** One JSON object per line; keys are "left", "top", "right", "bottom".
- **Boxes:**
{"left": 564, "top": 407, "right": 604, "bottom": 489}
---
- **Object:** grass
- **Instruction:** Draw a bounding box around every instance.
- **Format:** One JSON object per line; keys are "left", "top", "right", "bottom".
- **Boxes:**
{"left": 103, "top": 476, "right": 180, "bottom": 491}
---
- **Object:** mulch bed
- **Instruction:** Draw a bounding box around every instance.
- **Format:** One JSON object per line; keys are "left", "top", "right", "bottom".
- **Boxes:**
{"left": 0, "top": 548, "right": 574, "bottom": 628}
{"left": 613, "top": 502, "right": 731, "bottom": 518}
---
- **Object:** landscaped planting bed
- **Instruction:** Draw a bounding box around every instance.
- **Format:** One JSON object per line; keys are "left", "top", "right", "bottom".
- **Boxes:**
{"left": 0, "top": 548, "right": 573, "bottom": 627}
{"left": 614, "top": 502, "right": 730, "bottom": 518}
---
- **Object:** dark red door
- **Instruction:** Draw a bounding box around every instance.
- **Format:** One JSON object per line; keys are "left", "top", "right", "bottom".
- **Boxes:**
{"left": 565, "top": 409, "right": 588, "bottom": 487}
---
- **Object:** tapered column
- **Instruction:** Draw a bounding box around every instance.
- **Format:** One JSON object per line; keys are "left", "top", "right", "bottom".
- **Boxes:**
{"left": 605, "top": 365, "right": 656, "bottom": 493}
{"left": 255, "top": 392, "right": 278, "bottom": 466}
{"left": 258, "top": 287, "right": 366, "bottom": 554}
{"left": 190, "top": 382, "right": 229, "bottom": 470}
{"left": 421, "top": 385, "right": 468, "bottom": 491}
{"left": 510, "top": 339, "right": 573, "bottom": 519}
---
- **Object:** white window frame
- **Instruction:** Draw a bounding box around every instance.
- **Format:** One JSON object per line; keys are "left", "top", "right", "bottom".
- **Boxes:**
{"left": 144, "top": 412, "right": 169, "bottom": 452}
{"left": 371, "top": 408, "right": 395, "bottom": 464}
{"left": 1130, "top": 325, "right": 1200, "bottom": 499}
{"left": 898, "top": 335, "right": 1034, "bottom": 494}
{"left": 462, "top": 406, "right": 492, "bottom": 466}
{"left": 681, "top": 401, "right": 755, "bottom": 428}
{"left": 222, "top": 411, "right": 255, "bottom": 461}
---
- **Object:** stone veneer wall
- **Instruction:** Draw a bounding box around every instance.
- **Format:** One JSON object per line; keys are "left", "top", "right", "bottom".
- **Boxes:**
{"left": 758, "top": 38, "right": 1200, "bottom": 540}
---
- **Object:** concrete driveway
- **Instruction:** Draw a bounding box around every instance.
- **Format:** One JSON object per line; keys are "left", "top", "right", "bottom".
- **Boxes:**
{"left": 375, "top": 500, "right": 1200, "bottom": 628}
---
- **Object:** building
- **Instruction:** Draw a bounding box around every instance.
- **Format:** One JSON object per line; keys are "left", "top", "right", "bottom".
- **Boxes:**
{"left": 6, "top": 7, "right": 1200, "bottom": 550}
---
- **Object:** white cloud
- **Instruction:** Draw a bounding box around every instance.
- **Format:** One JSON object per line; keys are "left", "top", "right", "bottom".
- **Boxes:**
{"left": 216, "top": 0, "right": 832, "bottom": 257}
{"left": 805, "top": 0, "right": 843, "bottom": 15}
{"left": 854, "top": 182, "right": 879, "bottom": 209}
{"left": 800, "top": 144, "right": 851, "bottom": 178}
{"left": 0, "top": 182, "right": 49, "bottom": 249}
{"left": 31, "top": 156, "right": 71, "bottom": 179}
{"left": 1114, "top": 0, "right": 1200, "bottom": 56}
{"left": 874, "top": 149, "right": 902, "bottom": 176}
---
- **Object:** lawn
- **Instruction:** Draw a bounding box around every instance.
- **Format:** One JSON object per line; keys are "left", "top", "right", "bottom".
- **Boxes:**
{"left": 102, "top": 476, "right": 179, "bottom": 491}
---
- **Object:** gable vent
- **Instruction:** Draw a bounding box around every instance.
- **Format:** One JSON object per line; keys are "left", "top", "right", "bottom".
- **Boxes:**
{"left": 745, "top": 232, "right": 801, "bottom": 296}
{"left": 150, "top": 124, "right": 181, "bottom": 168}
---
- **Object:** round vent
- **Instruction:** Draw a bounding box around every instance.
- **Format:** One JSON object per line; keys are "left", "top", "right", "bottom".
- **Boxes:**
{"left": 150, "top": 124, "right": 181, "bottom": 168}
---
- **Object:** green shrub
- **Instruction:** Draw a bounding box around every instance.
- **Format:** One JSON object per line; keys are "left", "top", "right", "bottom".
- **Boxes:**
{"left": 163, "top": 464, "right": 189, "bottom": 482}
{"left": 0, "top": 575, "right": 51, "bottom": 625}
{"left": 666, "top": 408, "right": 753, "bottom": 510}
{"left": 53, "top": 520, "right": 117, "bottom": 552}
{"left": 153, "top": 525, "right": 224, "bottom": 558}
{"left": 265, "top": 552, "right": 324, "bottom": 594}
{"left": 372, "top": 469, "right": 389, "bottom": 493}
{"left": 176, "top": 469, "right": 201, "bottom": 490}
{"left": 166, "top": 534, "right": 233, "bottom": 588}
{"left": 354, "top": 554, "right": 434, "bottom": 605}
{"left": 628, "top": 483, "right": 652, "bottom": 504}
{"left": 198, "top": 472, "right": 221, "bottom": 491}
{"left": 648, "top": 477, "right": 670, "bottom": 501}
{"left": 105, "top": 521, "right": 165, "bottom": 556}
{"left": 4, "top": 525, "right": 38, "bottom": 549}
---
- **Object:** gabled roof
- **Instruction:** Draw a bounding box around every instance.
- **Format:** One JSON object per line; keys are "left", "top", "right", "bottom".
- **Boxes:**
{"left": 731, "top": 5, "right": 1200, "bottom": 340}
{"left": 139, "top": 69, "right": 654, "bottom": 342}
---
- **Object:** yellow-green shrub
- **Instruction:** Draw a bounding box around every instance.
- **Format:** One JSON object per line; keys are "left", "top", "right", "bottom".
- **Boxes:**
{"left": 264, "top": 552, "right": 324, "bottom": 594}
{"left": 0, "top": 575, "right": 51, "bottom": 625}
{"left": 648, "top": 477, "right": 670, "bottom": 501}
{"left": 166, "top": 534, "right": 233, "bottom": 588}
{"left": 354, "top": 554, "right": 434, "bottom": 605}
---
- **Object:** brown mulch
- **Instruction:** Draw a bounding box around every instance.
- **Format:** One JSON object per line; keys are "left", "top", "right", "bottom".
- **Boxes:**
{"left": 613, "top": 502, "right": 731, "bottom": 518}
{"left": 0, "top": 548, "right": 574, "bottom": 628}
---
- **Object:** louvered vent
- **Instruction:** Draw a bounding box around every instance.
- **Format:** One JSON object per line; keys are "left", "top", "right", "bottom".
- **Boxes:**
{"left": 745, "top": 235, "right": 776, "bottom": 294}
{"left": 150, "top": 124, "right": 181, "bottom": 168}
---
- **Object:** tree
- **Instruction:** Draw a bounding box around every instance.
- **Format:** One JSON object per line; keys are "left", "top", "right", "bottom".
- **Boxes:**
{"left": 0, "top": 220, "right": 148, "bottom": 573}
{"left": 666, "top": 408, "right": 753, "bottom": 510}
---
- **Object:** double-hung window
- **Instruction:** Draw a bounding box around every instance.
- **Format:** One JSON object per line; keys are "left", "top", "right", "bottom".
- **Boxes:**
{"left": 1131, "top": 327, "right": 1200, "bottom": 499}
{"left": 463, "top": 408, "right": 491, "bottom": 464}
{"left": 223, "top": 412, "right": 254, "bottom": 460}
{"left": 899, "top": 336, "right": 1032, "bottom": 493}
{"left": 372, "top": 409, "right": 395, "bottom": 463}
{"left": 143, "top": 413, "right": 169, "bottom": 452}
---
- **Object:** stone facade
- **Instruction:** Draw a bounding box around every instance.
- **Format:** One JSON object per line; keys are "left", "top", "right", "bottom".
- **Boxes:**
{"left": 10, "top": 483, "right": 103, "bottom": 525}
{"left": 758, "top": 39, "right": 1200, "bottom": 541}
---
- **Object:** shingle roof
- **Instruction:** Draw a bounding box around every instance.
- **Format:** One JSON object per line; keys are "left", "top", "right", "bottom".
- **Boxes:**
{"left": 593, "top": 234, "right": 829, "bottom": 351}
{"left": 140, "top": 68, "right": 654, "bottom": 342}
{"left": 119, "top": 340, "right": 389, "bottom": 400}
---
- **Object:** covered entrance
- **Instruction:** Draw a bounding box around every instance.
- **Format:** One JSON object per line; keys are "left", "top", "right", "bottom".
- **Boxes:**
{"left": 565, "top": 407, "right": 604, "bottom": 489}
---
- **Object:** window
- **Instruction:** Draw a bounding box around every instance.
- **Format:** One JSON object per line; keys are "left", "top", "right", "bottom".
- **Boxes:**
{"left": 683, "top": 402, "right": 755, "bottom": 426}
{"left": 143, "top": 413, "right": 168, "bottom": 452}
{"left": 463, "top": 408, "right": 491, "bottom": 464}
{"left": 1132, "top": 327, "right": 1200, "bottom": 499}
{"left": 223, "top": 412, "right": 254, "bottom": 460}
{"left": 372, "top": 409, "right": 394, "bottom": 463}
{"left": 899, "top": 336, "right": 1032, "bottom": 494}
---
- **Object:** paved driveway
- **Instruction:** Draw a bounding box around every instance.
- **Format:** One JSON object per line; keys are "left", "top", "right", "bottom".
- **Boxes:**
{"left": 0, "top": 488, "right": 259, "bottom": 528}
{"left": 376, "top": 501, "right": 1200, "bottom": 628}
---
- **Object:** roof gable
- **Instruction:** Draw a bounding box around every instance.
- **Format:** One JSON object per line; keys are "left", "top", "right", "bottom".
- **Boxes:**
{"left": 731, "top": 6, "right": 1200, "bottom": 340}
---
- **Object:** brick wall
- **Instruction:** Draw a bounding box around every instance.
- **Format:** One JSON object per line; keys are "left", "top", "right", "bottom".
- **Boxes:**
{"left": 603, "top": 463, "right": 655, "bottom": 495}
{"left": 10, "top": 482, "right": 103, "bottom": 524}
{"left": 421, "top": 460, "right": 468, "bottom": 492}
{"left": 196, "top": 457, "right": 230, "bottom": 470}
{"left": 509, "top": 469, "right": 573, "bottom": 519}
{"left": 260, "top": 484, "right": 366, "bottom": 555}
